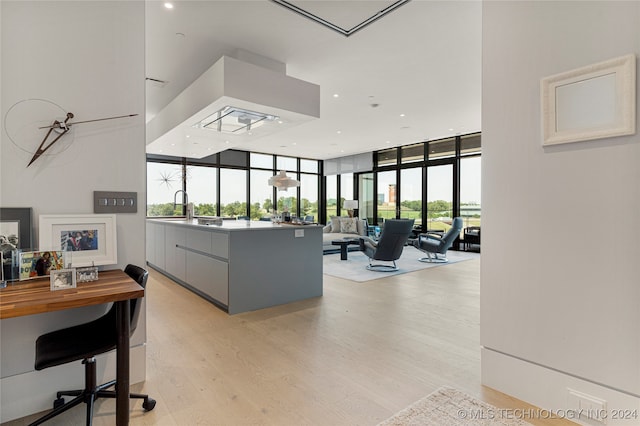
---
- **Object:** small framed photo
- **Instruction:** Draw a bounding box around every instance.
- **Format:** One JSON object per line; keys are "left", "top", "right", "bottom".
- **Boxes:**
{"left": 50, "top": 268, "right": 76, "bottom": 291}
{"left": 76, "top": 266, "right": 99, "bottom": 283}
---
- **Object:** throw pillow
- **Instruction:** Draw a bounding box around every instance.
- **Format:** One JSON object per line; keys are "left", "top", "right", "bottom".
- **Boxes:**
{"left": 355, "top": 218, "right": 368, "bottom": 236}
{"left": 330, "top": 216, "right": 343, "bottom": 233}
{"left": 341, "top": 217, "right": 358, "bottom": 234}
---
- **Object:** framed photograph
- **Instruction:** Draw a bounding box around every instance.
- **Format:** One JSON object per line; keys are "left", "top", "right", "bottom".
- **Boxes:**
{"left": 0, "top": 207, "right": 33, "bottom": 249}
{"left": 39, "top": 214, "right": 117, "bottom": 267}
{"left": 76, "top": 266, "right": 99, "bottom": 283}
{"left": 541, "top": 54, "right": 636, "bottom": 146}
{"left": 18, "top": 250, "right": 67, "bottom": 280}
{"left": 50, "top": 268, "right": 76, "bottom": 291}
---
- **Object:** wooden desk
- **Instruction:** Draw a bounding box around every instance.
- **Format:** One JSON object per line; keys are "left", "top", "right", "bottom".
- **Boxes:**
{"left": 0, "top": 269, "right": 144, "bottom": 425}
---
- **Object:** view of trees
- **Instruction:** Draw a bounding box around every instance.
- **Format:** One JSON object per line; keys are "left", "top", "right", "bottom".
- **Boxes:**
{"left": 147, "top": 198, "right": 319, "bottom": 221}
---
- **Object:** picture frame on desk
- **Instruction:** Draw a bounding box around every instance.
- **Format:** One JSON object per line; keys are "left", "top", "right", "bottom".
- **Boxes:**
{"left": 50, "top": 268, "right": 77, "bottom": 291}
{"left": 39, "top": 214, "right": 117, "bottom": 267}
{"left": 18, "top": 250, "right": 67, "bottom": 280}
{"left": 76, "top": 266, "right": 99, "bottom": 283}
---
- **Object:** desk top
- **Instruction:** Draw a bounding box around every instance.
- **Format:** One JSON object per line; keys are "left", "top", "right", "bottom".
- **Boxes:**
{"left": 0, "top": 269, "right": 144, "bottom": 319}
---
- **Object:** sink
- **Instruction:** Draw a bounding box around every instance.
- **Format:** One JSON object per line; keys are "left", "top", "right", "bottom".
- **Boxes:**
{"left": 197, "top": 216, "right": 223, "bottom": 226}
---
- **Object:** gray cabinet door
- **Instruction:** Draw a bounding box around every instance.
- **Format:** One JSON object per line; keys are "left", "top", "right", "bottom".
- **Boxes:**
{"left": 164, "top": 224, "right": 186, "bottom": 281}
{"left": 186, "top": 250, "right": 228, "bottom": 305}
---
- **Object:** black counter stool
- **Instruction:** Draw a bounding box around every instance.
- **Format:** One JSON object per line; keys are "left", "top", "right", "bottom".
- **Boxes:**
{"left": 29, "top": 264, "right": 155, "bottom": 426}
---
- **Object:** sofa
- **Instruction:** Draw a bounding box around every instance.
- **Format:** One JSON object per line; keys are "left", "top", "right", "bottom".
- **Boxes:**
{"left": 322, "top": 217, "right": 368, "bottom": 253}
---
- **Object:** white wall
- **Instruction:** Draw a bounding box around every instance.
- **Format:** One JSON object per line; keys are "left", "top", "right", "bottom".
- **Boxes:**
{"left": 0, "top": 1, "right": 146, "bottom": 421}
{"left": 481, "top": 1, "right": 640, "bottom": 423}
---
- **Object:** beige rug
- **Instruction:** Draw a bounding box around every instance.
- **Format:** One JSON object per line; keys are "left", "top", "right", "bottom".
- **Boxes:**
{"left": 378, "top": 387, "right": 533, "bottom": 426}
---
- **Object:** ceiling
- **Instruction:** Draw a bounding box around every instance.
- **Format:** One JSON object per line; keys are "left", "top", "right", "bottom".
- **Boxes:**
{"left": 145, "top": 0, "right": 481, "bottom": 161}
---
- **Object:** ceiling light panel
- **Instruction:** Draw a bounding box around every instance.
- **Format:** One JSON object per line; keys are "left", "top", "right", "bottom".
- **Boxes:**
{"left": 195, "top": 106, "right": 277, "bottom": 135}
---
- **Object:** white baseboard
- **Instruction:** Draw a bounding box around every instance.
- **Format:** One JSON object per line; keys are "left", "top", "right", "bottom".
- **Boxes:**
{"left": 0, "top": 344, "right": 146, "bottom": 423}
{"left": 482, "top": 347, "right": 640, "bottom": 426}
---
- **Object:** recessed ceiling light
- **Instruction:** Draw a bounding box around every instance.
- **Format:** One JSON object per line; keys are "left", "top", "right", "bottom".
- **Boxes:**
{"left": 207, "top": 147, "right": 212, "bottom": 151}
{"left": 170, "top": 143, "right": 175, "bottom": 146}
{"left": 449, "top": 128, "right": 454, "bottom": 132}
{"left": 400, "top": 113, "right": 405, "bottom": 117}
{"left": 292, "top": 142, "right": 297, "bottom": 145}
{"left": 333, "top": 94, "right": 339, "bottom": 98}
{"left": 385, "top": 141, "right": 391, "bottom": 144}
{"left": 164, "top": 2, "right": 173, "bottom": 9}
{"left": 225, "top": 140, "right": 230, "bottom": 144}
{"left": 186, "top": 135, "right": 190, "bottom": 138}
{"left": 277, "top": 120, "right": 284, "bottom": 124}
{"left": 159, "top": 149, "right": 163, "bottom": 153}
{"left": 336, "top": 130, "right": 341, "bottom": 134}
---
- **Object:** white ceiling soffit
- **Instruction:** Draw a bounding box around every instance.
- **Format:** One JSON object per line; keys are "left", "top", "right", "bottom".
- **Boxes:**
{"left": 271, "top": 0, "right": 410, "bottom": 37}
{"left": 146, "top": 55, "right": 320, "bottom": 158}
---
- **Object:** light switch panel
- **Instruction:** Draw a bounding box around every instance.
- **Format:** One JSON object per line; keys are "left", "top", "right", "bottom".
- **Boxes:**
{"left": 94, "top": 191, "right": 137, "bottom": 213}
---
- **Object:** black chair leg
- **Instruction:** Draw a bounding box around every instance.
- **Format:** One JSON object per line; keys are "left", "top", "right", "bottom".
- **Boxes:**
{"left": 28, "top": 394, "right": 85, "bottom": 426}
{"left": 57, "top": 389, "right": 83, "bottom": 398}
{"left": 85, "top": 395, "right": 95, "bottom": 426}
{"left": 96, "top": 389, "right": 157, "bottom": 411}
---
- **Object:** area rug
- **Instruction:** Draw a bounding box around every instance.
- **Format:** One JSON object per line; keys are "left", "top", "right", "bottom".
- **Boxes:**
{"left": 378, "top": 387, "right": 532, "bottom": 426}
{"left": 323, "top": 246, "right": 479, "bottom": 282}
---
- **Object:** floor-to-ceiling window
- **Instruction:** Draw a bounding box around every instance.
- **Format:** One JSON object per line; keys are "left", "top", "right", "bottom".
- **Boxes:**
{"left": 376, "top": 170, "right": 397, "bottom": 224}
{"left": 147, "top": 150, "right": 320, "bottom": 220}
{"left": 400, "top": 167, "right": 422, "bottom": 226}
{"left": 275, "top": 156, "right": 298, "bottom": 216}
{"left": 358, "top": 173, "right": 374, "bottom": 225}
{"left": 325, "top": 175, "right": 337, "bottom": 219}
{"left": 460, "top": 133, "right": 482, "bottom": 228}
{"left": 220, "top": 168, "right": 247, "bottom": 217}
{"left": 357, "top": 132, "right": 480, "bottom": 243}
{"left": 250, "top": 169, "right": 275, "bottom": 219}
{"left": 340, "top": 172, "right": 354, "bottom": 212}
{"left": 186, "top": 165, "right": 217, "bottom": 216}
{"left": 300, "top": 159, "right": 319, "bottom": 221}
{"left": 426, "top": 164, "right": 453, "bottom": 231}
{"left": 146, "top": 160, "right": 184, "bottom": 216}
{"left": 300, "top": 173, "right": 319, "bottom": 221}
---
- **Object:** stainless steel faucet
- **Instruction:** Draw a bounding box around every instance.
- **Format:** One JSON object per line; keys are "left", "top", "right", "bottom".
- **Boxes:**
{"left": 173, "top": 190, "right": 192, "bottom": 219}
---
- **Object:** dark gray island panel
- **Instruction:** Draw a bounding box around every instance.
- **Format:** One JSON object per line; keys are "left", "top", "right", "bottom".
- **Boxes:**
{"left": 228, "top": 226, "right": 322, "bottom": 314}
{"left": 146, "top": 219, "right": 322, "bottom": 314}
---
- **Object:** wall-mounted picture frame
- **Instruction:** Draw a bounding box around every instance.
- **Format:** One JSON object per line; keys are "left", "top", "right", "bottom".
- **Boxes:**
{"left": 1, "top": 208, "right": 34, "bottom": 282}
{"left": 541, "top": 53, "right": 636, "bottom": 146}
{"left": 50, "top": 268, "right": 77, "bottom": 291}
{"left": 18, "top": 250, "right": 67, "bottom": 281}
{"left": 39, "top": 214, "right": 117, "bottom": 267}
{"left": 0, "top": 207, "right": 33, "bottom": 249}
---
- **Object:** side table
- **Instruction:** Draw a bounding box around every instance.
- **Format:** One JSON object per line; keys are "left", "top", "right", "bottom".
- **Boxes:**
{"left": 331, "top": 239, "right": 360, "bottom": 260}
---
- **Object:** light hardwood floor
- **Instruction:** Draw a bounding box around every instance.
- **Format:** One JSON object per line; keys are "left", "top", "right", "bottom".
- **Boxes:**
{"left": 5, "top": 256, "right": 576, "bottom": 425}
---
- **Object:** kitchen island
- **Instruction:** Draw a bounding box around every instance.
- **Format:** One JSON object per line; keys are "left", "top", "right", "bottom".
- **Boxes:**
{"left": 146, "top": 219, "right": 322, "bottom": 314}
